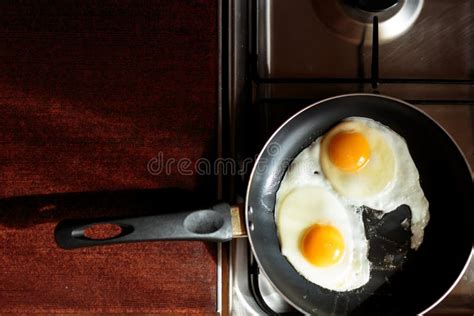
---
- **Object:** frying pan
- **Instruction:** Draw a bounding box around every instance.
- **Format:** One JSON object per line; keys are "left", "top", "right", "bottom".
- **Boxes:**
{"left": 55, "top": 94, "right": 473, "bottom": 315}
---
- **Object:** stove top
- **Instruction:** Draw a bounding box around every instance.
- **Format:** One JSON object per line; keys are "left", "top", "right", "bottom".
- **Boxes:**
{"left": 260, "top": 0, "right": 472, "bottom": 82}
{"left": 221, "top": 0, "right": 474, "bottom": 314}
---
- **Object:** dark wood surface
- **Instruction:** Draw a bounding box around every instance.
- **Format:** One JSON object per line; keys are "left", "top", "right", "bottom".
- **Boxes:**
{"left": 0, "top": 1, "right": 218, "bottom": 313}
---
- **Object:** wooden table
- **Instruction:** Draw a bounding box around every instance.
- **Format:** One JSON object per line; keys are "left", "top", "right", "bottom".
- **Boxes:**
{"left": 0, "top": 1, "right": 219, "bottom": 313}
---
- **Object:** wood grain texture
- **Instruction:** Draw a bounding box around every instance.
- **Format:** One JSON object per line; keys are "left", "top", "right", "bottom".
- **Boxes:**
{"left": 0, "top": 0, "right": 218, "bottom": 313}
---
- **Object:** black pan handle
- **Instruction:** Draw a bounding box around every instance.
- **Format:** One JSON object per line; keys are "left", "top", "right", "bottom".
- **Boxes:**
{"left": 55, "top": 203, "right": 232, "bottom": 249}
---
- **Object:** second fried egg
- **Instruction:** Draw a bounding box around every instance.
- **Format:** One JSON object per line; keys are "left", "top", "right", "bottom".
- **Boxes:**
{"left": 276, "top": 143, "right": 370, "bottom": 292}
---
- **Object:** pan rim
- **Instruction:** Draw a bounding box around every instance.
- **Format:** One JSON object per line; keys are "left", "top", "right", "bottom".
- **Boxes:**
{"left": 245, "top": 92, "right": 472, "bottom": 314}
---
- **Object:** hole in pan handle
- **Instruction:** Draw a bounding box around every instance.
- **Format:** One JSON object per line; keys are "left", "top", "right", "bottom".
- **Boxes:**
{"left": 54, "top": 203, "right": 246, "bottom": 249}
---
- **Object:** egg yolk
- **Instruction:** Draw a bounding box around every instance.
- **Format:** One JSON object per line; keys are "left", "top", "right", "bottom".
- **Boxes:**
{"left": 300, "top": 224, "right": 345, "bottom": 267}
{"left": 328, "top": 131, "right": 370, "bottom": 172}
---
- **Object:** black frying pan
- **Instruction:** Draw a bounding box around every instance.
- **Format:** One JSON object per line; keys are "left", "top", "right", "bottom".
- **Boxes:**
{"left": 55, "top": 94, "right": 473, "bottom": 315}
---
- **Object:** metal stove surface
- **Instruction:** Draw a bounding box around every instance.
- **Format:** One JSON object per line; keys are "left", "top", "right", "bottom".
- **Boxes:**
{"left": 259, "top": 0, "right": 473, "bottom": 81}
{"left": 224, "top": 0, "right": 474, "bottom": 314}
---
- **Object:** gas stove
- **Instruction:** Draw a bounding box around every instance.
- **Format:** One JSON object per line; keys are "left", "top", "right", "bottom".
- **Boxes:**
{"left": 220, "top": 0, "right": 474, "bottom": 314}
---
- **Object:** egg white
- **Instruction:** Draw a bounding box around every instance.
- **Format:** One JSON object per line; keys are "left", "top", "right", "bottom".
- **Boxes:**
{"left": 275, "top": 117, "right": 430, "bottom": 291}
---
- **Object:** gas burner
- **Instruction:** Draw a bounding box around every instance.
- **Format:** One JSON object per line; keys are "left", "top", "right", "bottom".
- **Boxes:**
{"left": 347, "top": 0, "right": 400, "bottom": 13}
{"left": 313, "top": 0, "right": 424, "bottom": 44}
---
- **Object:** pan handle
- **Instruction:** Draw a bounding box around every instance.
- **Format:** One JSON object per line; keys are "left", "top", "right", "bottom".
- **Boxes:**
{"left": 55, "top": 203, "right": 233, "bottom": 249}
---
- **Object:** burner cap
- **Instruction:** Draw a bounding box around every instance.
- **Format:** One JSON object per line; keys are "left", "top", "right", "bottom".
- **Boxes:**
{"left": 349, "top": 0, "right": 399, "bottom": 12}
{"left": 312, "top": 0, "right": 424, "bottom": 44}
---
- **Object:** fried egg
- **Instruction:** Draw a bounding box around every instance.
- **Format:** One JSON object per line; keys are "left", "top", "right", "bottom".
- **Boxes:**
{"left": 276, "top": 148, "right": 370, "bottom": 291}
{"left": 320, "top": 119, "right": 395, "bottom": 198}
{"left": 319, "top": 117, "right": 429, "bottom": 249}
